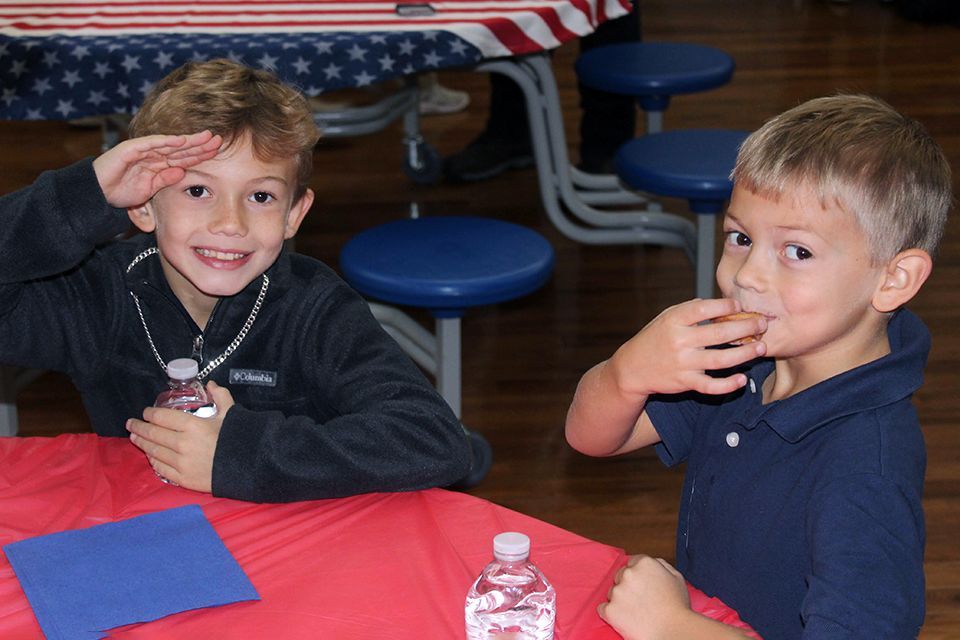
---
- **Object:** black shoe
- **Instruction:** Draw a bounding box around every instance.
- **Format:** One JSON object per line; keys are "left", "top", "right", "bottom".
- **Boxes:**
{"left": 576, "top": 156, "right": 617, "bottom": 175}
{"left": 443, "top": 131, "right": 533, "bottom": 183}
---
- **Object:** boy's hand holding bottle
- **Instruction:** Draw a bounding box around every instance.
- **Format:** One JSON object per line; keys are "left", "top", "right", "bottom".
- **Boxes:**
{"left": 127, "top": 379, "right": 235, "bottom": 493}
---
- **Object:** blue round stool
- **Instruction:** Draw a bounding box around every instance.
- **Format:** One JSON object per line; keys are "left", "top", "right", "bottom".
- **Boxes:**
{"left": 575, "top": 42, "right": 735, "bottom": 133}
{"left": 340, "top": 215, "right": 555, "bottom": 488}
{"left": 615, "top": 129, "right": 750, "bottom": 297}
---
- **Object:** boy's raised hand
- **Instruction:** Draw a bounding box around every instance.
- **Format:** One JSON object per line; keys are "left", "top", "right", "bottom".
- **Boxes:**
{"left": 565, "top": 298, "right": 766, "bottom": 457}
{"left": 610, "top": 298, "right": 766, "bottom": 399}
{"left": 92, "top": 131, "right": 222, "bottom": 209}
{"left": 126, "top": 380, "right": 235, "bottom": 493}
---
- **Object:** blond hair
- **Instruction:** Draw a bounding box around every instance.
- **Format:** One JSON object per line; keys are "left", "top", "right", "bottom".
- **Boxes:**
{"left": 129, "top": 59, "right": 320, "bottom": 201}
{"left": 733, "top": 94, "right": 952, "bottom": 262}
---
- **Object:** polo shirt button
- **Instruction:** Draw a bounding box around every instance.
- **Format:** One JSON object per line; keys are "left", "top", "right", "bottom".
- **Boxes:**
{"left": 726, "top": 432, "right": 740, "bottom": 448}
{"left": 749, "top": 378, "right": 757, "bottom": 394}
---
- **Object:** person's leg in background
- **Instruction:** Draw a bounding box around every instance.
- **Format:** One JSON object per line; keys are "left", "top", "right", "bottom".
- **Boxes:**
{"left": 578, "top": 0, "right": 641, "bottom": 174}
{"left": 442, "top": 73, "right": 533, "bottom": 182}
{"left": 419, "top": 72, "right": 471, "bottom": 116}
{"left": 443, "top": 1, "right": 642, "bottom": 182}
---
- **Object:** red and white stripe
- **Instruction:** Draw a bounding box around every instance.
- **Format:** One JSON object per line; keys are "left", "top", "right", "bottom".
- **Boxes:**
{"left": 0, "top": 1, "right": 632, "bottom": 57}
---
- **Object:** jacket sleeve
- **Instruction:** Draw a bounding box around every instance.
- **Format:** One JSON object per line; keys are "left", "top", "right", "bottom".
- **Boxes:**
{"left": 210, "top": 280, "right": 472, "bottom": 503}
{"left": 0, "top": 159, "right": 129, "bottom": 283}
{"left": 0, "top": 159, "right": 130, "bottom": 372}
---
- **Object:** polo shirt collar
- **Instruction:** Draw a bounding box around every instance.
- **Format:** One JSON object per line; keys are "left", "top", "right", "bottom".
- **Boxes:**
{"left": 734, "top": 309, "right": 929, "bottom": 443}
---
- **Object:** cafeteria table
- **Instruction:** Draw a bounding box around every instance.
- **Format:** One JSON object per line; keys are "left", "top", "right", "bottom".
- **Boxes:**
{"left": 0, "top": 0, "right": 632, "bottom": 171}
{"left": 0, "top": 1, "right": 632, "bottom": 120}
{"left": 0, "top": 1, "right": 700, "bottom": 275}
{"left": 0, "top": 434, "right": 759, "bottom": 638}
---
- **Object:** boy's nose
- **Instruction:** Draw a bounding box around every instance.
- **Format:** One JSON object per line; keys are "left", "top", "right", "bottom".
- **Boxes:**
{"left": 209, "top": 201, "right": 248, "bottom": 236}
{"left": 733, "top": 250, "right": 768, "bottom": 291}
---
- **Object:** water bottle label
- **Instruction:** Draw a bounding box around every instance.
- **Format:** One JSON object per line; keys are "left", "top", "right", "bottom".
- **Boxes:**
{"left": 189, "top": 404, "right": 218, "bottom": 418}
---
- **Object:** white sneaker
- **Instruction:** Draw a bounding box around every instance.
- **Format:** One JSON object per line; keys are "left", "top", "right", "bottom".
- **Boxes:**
{"left": 419, "top": 82, "right": 470, "bottom": 116}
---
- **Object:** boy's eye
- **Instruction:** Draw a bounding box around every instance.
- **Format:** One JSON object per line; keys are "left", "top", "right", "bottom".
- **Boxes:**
{"left": 724, "top": 231, "right": 751, "bottom": 247}
{"left": 784, "top": 244, "right": 813, "bottom": 261}
{"left": 186, "top": 185, "right": 209, "bottom": 198}
{"left": 250, "top": 191, "right": 275, "bottom": 204}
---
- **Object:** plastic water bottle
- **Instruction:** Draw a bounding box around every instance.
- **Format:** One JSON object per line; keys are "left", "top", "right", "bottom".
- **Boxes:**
{"left": 154, "top": 358, "right": 217, "bottom": 418}
{"left": 465, "top": 531, "right": 556, "bottom": 640}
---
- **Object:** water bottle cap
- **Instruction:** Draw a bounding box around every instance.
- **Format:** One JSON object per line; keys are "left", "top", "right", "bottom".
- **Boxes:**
{"left": 166, "top": 358, "right": 200, "bottom": 380}
{"left": 493, "top": 532, "right": 530, "bottom": 561}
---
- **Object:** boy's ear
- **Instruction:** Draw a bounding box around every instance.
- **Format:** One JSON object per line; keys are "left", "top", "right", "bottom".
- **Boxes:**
{"left": 873, "top": 248, "right": 933, "bottom": 313}
{"left": 127, "top": 203, "right": 157, "bottom": 233}
{"left": 284, "top": 188, "right": 314, "bottom": 240}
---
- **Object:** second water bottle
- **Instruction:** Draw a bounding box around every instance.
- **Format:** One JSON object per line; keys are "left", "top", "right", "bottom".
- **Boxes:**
{"left": 465, "top": 531, "right": 556, "bottom": 640}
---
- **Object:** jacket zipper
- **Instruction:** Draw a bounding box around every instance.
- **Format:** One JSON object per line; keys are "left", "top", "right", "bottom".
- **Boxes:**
{"left": 191, "top": 334, "right": 204, "bottom": 363}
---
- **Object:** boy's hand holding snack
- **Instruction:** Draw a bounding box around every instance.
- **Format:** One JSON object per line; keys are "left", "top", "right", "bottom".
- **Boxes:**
{"left": 92, "top": 131, "right": 222, "bottom": 208}
{"left": 127, "top": 381, "right": 235, "bottom": 493}
{"left": 711, "top": 310, "right": 765, "bottom": 345}
{"left": 609, "top": 298, "right": 767, "bottom": 400}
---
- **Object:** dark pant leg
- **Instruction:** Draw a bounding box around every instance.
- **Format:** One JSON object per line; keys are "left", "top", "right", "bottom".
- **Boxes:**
{"left": 476, "top": 2, "right": 641, "bottom": 157}
{"left": 484, "top": 72, "right": 530, "bottom": 143}
{"left": 578, "top": 0, "right": 642, "bottom": 170}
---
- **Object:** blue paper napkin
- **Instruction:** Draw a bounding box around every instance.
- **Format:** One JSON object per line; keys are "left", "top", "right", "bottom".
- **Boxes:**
{"left": 3, "top": 504, "right": 259, "bottom": 640}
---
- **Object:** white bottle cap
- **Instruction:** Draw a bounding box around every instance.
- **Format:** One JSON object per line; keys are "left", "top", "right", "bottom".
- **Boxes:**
{"left": 493, "top": 532, "right": 530, "bottom": 562}
{"left": 166, "top": 358, "right": 200, "bottom": 380}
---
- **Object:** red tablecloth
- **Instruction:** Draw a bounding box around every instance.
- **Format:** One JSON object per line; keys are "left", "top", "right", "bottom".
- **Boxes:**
{"left": 0, "top": 435, "right": 756, "bottom": 638}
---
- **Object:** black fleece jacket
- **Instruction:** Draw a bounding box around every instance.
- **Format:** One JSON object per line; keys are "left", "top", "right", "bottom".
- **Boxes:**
{"left": 0, "top": 159, "right": 470, "bottom": 502}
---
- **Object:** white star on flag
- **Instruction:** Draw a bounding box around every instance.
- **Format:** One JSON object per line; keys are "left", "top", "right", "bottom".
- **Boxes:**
{"left": 121, "top": 55, "right": 141, "bottom": 73}
{"left": 354, "top": 71, "right": 375, "bottom": 86}
{"left": 257, "top": 53, "right": 279, "bottom": 71}
{"left": 323, "top": 63, "right": 342, "bottom": 79}
{"left": 347, "top": 43, "right": 368, "bottom": 61}
{"left": 32, "top": 78, "right": 52, "bottom": 95}
{"left": 55, "top": 99, "right": 75, "bottom": 117}
{"left": 292, "top": 57, "right": 312, "bottom": 74}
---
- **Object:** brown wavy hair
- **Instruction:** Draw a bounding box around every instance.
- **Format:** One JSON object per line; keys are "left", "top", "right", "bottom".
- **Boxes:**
{"left": 129, "top": 59, "right": 320, "bottom": 201}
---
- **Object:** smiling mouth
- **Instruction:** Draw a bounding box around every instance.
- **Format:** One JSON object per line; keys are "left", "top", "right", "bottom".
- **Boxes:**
{"left": 194, "top": 247, "right": 249, "bottom": 261}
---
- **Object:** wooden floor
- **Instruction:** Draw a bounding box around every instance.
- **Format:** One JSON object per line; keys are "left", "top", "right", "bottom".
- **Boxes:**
{"left": 3, "top": 0, "right": 958, "bottom": 636}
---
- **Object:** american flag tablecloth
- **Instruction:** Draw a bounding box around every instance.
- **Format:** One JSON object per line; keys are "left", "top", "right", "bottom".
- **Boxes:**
{"left": 0, "top": 0, "right": 631, "bottom": 120}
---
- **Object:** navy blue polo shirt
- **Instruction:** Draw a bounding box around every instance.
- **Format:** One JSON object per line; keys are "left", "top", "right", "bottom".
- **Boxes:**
{"left": 647, "top": 309, "right": 928, "bottom": 640}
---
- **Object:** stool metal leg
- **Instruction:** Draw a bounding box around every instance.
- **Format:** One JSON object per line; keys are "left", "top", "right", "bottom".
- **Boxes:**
{"left": 366, "top": 302, "right": 463, "bottom": 418}
{"left": 1, "top": 365, "right": 43, "bottom": 437}
{"left": 359, "top": 305, "right": 487, "bottom": 489}
{"left": 368, "top": 303, "right": 437, "bottom": 373}
{"left": 696, "top": 214, "right": 716, "bottom": 299}
{"left": 479, "top": 56, "right": 696, "bottom": 246}
{"left": 435, "top": 317, "right": 462, "bottom": 419}
{"left": 0, "top": 368, "right": 19, "bottom": 436}
{"left": 646, "top": 110, "right": 663, "bottom": 135}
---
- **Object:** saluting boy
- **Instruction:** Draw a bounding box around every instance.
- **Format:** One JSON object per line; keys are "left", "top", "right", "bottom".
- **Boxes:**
{"left": 0, "top": 59, "right": 470, "bottom": 502}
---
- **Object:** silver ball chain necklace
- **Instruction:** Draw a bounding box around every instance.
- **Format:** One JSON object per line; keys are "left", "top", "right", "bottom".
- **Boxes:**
{"left": 126, "top": 247, "right": 268, "bottom": 380}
